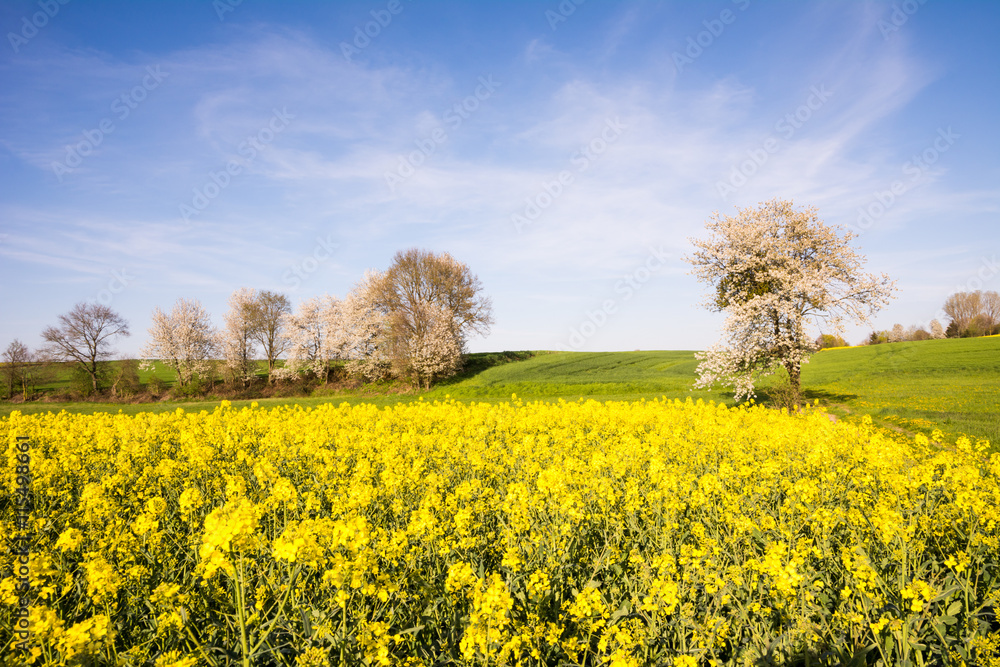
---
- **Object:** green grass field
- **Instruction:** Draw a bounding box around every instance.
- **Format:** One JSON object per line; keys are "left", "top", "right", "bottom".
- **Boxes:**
{"left": 3, "top": 337, "right": 998, "bottom": 445}
{"left": 795, "top": 336, "right": 1000, "bottom": 444}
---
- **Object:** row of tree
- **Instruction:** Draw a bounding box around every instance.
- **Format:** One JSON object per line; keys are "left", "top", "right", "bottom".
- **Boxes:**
{"left": 813, "top": 291, "right": 1000, "bottom": 349}
{"left": 1, "top": 302, "right": 133, "bottom": 400}
{"left": 865, "top": 321, "right": 946, "bottom": 345}
{"left": 2, "top": 249, "right": 493, "bottom": 399}
{"left": 864, "top": 291, "right": 1000, "bottom": 345}
{"left": 941, "top": 290, "right": 1000, "bottom": 337}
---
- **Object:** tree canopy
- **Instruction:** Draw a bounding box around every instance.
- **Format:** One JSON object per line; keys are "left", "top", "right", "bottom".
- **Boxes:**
{"left": 685, "top": 198, "right": 896, "bottom": 404}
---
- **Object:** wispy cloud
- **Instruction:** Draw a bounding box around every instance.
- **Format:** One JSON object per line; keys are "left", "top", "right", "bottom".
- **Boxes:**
{"left": 1, "top": 3, "right": 997, "bottom": 353}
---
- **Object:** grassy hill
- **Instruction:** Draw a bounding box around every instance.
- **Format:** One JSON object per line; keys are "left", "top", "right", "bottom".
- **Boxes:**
{"left": 796, "top": 336, "right": 1000, "bottom": 444}
{"left": 421, "top": 339, "right": 1000, "bottom": 444}
{"left": 427, "top": 350, "right": 728, "bottom": 401}
{"left": 3, "top": 337, "right": 998, "bottom": 445}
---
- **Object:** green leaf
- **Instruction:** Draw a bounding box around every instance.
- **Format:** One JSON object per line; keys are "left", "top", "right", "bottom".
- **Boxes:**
{"left": 396, "top": 624, "right": 425, "bottom": 637}
{"left": 610, "top": 600, "right": 631, "bottom": 622}
{"left": 946, "top": 601, "right": 962, "bottom": 616}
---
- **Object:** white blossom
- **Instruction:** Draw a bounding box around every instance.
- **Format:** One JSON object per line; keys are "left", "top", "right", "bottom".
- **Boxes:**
{"left": 140, "top": 298, "right": 217, "bottom": 387}
{"left": 277, "top": 295, "right": 340, "bottom": 381}
{"left": 407, "top": 301, "right": 462, "bottom": 389}
{"left": 685, "top": 198, "right": 896, "bottom": 402}
{"left": 339, "top": 272, "right": 391, "bottom": 382}
{"left": 929, "top": 319, "right": 946, "bottom": 339}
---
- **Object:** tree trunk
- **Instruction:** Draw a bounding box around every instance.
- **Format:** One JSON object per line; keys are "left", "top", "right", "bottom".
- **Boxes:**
{"left": 784, "top": 360, "right": 801, "bottom": 409}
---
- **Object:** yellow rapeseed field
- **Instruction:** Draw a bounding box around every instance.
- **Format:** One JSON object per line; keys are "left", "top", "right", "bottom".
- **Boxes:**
{"left": 3, "top": 398, "right": 999, "bottom": 666}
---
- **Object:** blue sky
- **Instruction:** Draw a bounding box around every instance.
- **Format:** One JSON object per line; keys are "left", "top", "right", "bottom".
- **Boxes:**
{"left": 1, "top": 0, "right": 998, "bottom": 356}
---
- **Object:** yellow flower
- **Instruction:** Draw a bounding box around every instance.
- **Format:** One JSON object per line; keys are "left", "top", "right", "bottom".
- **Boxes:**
{"left": 156, "top": 650, "right": 199, "bottom": 667}
{"left": 900, "top": 580, "right": 935, "bottom": 613}
{"left": 178, "top": 487, "right": 203, "bottom": 514}
{"left": 198, "top": 497, "right": 259, "bottom": 579}
{"left": 147, "top": 496, "right": 168, "bottom": 515}
{"left": 84, "top": 555, "right": 120, "bottom": 605}
{"left": 55, "top": 527, "right": 83, "bottom": 551}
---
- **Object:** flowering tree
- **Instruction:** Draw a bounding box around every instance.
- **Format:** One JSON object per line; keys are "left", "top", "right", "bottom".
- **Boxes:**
{"left": 685, "top": 198, "right": 896, "bottom": 404}
{"left": 365, "top": 248, "right": 493, "bottom": 387}
{"left": 406, "top": 302, "right": 462, "bottom": 389}
{"left": 140, "top": 298, "right": 217, "bottom": 387}
{"left": 339, "top": 273, "right": 390, "bottom": 382}
{"left": 276, "top": 295, "right": 341, "bottom": 382}
{"left": 929, "top": 319, "right": 946, "bottom": 339}
{"left": 221, "top": 288, "right": 259, "bottom": 387}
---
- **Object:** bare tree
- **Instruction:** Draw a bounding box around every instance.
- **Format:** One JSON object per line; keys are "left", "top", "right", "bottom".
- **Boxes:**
{"left": 943, "top": 292, "right": 983, "bottom": 333}
{"left": 41, "top": 302, "right": 130, "bottom": 393}
{"left": 366, "top": 248, "right": 493, "bottom": 387}
{"left": 980, "top": 290, "right": 1000, "bottom": 329}
{"left": 250, "top": 290, "right": 291, "bottom": 383}
{"left": 221, "top": 288, "right": 259, "bottom": 387}
{"left": 2, "top": 339, "right": 34, "bottom": 400}
{"left": 110, "top": 359, "right": 141, "bottom": 398}
{"left": 140, "top": 298, "right": 217, "bottom": 387}
{"left": 685, "top": 198, "right": 896, "bottom": 405}
{"left": 967, "top": 313, "right": 994, "bottom": 337}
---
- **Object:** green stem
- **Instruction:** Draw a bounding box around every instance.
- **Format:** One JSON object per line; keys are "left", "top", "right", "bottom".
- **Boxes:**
{"left": 234, "top": 554, "right": 251, "bottom": 667}
{"left": 250, "top": 564, "right": 301, "bottom": 656}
